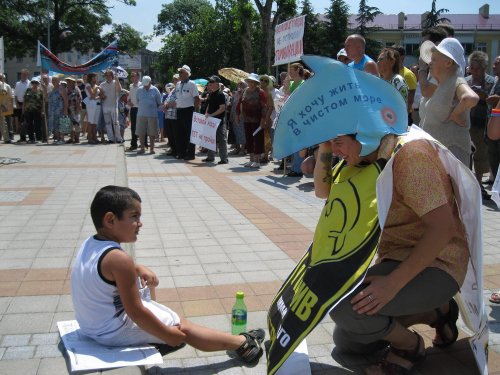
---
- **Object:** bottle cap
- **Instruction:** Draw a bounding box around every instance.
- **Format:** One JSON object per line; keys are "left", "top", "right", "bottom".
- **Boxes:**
{"left": 236, "top": 291, "right": 245, "bottom": 298}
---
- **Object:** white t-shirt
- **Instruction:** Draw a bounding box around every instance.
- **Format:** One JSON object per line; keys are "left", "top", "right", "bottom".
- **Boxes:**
{"left": 14, "top": 79, "right": 30, "bottom": 103}
{"left": 99, "top": 80, "right": 119, "bottom": 108}
{"left": 175, "top": 80, "right": 198, "bottom": 108}
{"left": 71, "top": 236, "right": 125, "bottom": 340}
{"left": 129, "top": 82, "right": 140, "bottom": 107}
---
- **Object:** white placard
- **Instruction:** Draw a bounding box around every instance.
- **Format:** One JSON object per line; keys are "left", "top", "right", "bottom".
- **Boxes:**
{"left": 190, "top": 112, "right": 221, "bottom": 152}
{"left": 57, "top": 320, "right": 162, "bottom": 372}
{"left": 274, "top": 15, "right": 305, "bottom": 66}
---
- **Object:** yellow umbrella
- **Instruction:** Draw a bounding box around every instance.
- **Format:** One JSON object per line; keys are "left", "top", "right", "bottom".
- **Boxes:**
{"left": 218, "top": 67, "right": 249, "bottom": 83}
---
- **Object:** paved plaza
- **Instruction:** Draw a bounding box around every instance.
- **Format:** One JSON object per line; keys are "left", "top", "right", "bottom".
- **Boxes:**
{"left": 0, "top": 134, "right": 500, "bottom": 374}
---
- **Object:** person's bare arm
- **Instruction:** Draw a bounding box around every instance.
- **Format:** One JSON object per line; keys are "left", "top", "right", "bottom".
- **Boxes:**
{"left": 418, "top": 68, "right": 437, "bottom": 98}
{"left": 364, "top": 61, "right": 379, "bottom": 76}
{"left": 488, "top": 100, "right": 500, "bottom": 140}
{"left": 102, "top": 250, "right": 186, "bottom": 346}
{"left": 486, "top": 95, "right": 500, "bottom": 107}
{"left": 447, "top": 84, "right": 479, "bottom": 127}
{"left": 313, "top": 142, "right": 333, "bottom": 199}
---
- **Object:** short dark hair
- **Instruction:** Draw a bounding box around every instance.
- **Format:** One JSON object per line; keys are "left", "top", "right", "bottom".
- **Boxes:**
{"left": 90, "top": 186, "right": 141, "bottom": 229}
{"left": 393, "top": 45, "right": 405, "bottom": 57}
{"left": 422, "top": 27, "right": 448, "bottom": 44}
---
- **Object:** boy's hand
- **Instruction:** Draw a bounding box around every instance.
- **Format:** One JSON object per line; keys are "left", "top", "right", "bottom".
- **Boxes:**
{"left": 137, "top": 265, "right": 159, "bottom": 288}
{"left": 165, "top": 325, "right": 186, "bottom": 347}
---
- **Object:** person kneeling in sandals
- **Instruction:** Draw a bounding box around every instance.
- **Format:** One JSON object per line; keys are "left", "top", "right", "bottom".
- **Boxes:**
{"left": 318, "top": 133, "right": 469, "bottom": 374}
{"left": 71, "top": 186, "right": 264, "bottom": 363}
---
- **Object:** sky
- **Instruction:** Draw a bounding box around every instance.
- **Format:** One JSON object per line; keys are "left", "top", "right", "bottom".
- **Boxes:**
{"left": 108, "top": 0, "right": 500, "bottom": 51}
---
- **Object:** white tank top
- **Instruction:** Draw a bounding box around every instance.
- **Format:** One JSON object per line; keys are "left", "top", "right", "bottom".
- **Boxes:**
{"left": 71, "top": 236, "right": 127, "bottom": 340}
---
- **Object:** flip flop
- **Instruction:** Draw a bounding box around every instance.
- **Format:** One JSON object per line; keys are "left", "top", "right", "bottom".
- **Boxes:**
{"left": 490, "top": 292, "right": 500, "bottom": 304}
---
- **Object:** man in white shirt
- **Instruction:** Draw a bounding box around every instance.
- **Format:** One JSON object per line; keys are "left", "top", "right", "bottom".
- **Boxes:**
{"left": 127, "top": 71, "right": 141, "bottom": 150}
{"left": 99, "top": 70, "right": 122, "bottom": 143}
{"left": 173, "top": 65, "right": 200, "bottom": 160}
{"left": 0, "top": 73, "right": 14, "bottom": 143}
{"left": 14, "top": 69, "right": 30, "bottom": 142}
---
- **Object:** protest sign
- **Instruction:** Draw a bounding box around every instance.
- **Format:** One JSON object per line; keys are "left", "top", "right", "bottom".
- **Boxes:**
{"left": 190, "top": 112, "right": 221, "bottom": 151}
{"left": 274, "top": 16, "right": 305, "bottom": 66}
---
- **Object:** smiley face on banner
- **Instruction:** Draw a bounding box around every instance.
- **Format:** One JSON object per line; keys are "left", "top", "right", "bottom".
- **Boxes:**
{"left": 273, "top": 55, "right": 408, "bottom": 159}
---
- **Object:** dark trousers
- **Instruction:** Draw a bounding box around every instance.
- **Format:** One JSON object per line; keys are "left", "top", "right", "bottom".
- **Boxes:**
{"left": 24, "top": 111, "right": 42, "bottom": 141}
{"left": 244, "top": 121, "right": 264, "bottom": 154}
{"left": 175, "top": 107, "right": 195, "bottom": 158}
{"left": 130, "top": 107, "right": 138, "bottom": 148}
{"left": 165, "top": 118, "right": 177, "bottom": 155}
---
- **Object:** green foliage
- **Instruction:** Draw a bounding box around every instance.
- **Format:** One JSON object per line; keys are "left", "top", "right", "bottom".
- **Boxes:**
{"left": 353, "top": 0, "right": 382, "bottom": 59}
{"left": 300, "top": 0, "right": 321, "bottom": 55}
{"left": 355, "top": 0, "right": 382, "bottom": 37}
{"left": 153, "top": 0, "right": 253, "bottom": 82}
{"left": 0, "top": 0, "right": 139, "bottom": 57}
{"left": 323, "top": 0, "right": 350, "bottom": 57}
{"left": 154, "top": 0, "right": 213, "bottom": 36}
{"left": 103, "top": 24, "right": 148, "bottom": 55}
{"left": 422, "top": 0, "right": 450, "bottom": 30}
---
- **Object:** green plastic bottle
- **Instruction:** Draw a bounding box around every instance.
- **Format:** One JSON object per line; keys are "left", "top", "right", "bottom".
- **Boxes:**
{"left": 231, "top": 291, "right": 247, "bottom": 335}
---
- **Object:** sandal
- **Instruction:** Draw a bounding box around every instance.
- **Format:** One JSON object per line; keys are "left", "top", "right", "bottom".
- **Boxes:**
{"left": 490, "top": 292, "right": 500, "bottom": 304}
{"left": 430, "top": 298, "right": 459, "bottom": 348}
{"left": 367, "top": 332, "right": 425, "bottom": 375}
{"left": 235, "top": 328, "right": 265, "bottom": 363}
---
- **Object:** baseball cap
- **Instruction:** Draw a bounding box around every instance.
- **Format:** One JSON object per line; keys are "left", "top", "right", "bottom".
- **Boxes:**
{"left": 142, "top": 76, "right": 152, "bottom": 86}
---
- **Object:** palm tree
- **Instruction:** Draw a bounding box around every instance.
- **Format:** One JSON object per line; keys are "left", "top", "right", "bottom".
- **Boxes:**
{"left": 422, "top": 0, "right": 450, "bottom": 30}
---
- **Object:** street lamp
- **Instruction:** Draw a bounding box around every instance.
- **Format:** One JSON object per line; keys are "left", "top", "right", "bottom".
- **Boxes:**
{"left": 47, "top": 0, "right": 50, "bottom": 50}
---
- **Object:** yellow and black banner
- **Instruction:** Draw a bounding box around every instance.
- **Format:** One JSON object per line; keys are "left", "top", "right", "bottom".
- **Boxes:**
{"left": 267, "top": 160, "right": 383, "bottom": 374}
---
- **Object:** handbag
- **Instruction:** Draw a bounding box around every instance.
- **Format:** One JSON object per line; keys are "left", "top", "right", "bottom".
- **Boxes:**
{"left": 59, "top": 116, "right": 72, "bottom": 133}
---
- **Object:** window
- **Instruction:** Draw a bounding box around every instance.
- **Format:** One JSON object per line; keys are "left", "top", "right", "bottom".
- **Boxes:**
{"left": 67, "top": 53, "right": 72, "bottom": 62}
{"left": 462, "top": 43, "right": 474, "bottom": 55}
{"left": 16, "top": 57, "right": 23, "bottom": 63}
{"left": 405, "top": 44, "right": 420, "bottom": 56}
{"left": 476, "top": 42, "right": 487, "bottom": 53}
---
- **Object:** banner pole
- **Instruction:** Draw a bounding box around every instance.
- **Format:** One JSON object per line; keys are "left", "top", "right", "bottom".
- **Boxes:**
{"left": 283, "top": 62, "right": 291, "bottom": 178}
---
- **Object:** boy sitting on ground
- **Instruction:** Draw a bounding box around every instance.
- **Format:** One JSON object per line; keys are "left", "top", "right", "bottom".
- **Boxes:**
{"left": 71, "top": 185, "right": 264, "bottom": 363}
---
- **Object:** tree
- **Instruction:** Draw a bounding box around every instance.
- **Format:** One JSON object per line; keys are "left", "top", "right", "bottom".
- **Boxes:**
{"left": 254, "top": 0, "right": 297, "bottom": 73}
{"left": 355, "top": 0, "right": 381, "bottom": 37}
{"left": 300, "top": 0, "right": 323, "bottom": 56}
{"left": 103, "top": 24, "right": 148, "bottom": 55}
{"left": 323, "top": 0, "right": 350, "bottom": 58}
{"left": 0, "top": 0, "right": 138, "bottom": 58}
{"left": 153, "top": 0, "right": 254, "bottom": 82}
{"left": 422, "top": 0, "right": 450, "bottom": 30}
{"left": 354, "top": 0, "right": 382, "bottom": 58}
{"left": 154, "top": 0, "right": 213, "bottom": 36}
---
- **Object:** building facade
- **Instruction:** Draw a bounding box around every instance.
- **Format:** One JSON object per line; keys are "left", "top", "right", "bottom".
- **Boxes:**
{"left": 349, "top": 4, "right": 500, "bottom": 71}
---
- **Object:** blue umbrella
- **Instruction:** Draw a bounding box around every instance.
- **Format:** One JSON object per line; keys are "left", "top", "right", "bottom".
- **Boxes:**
{"left": 193, "top": 78, "right": 208, "bottom": 86}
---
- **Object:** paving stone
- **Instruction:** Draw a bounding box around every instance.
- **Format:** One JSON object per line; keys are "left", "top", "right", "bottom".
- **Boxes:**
{"left": 1, "top": 334, "right": 31, "bottom": 347}
{"left": 2, "top": 345, "right": 35, "bottom": 360}
{"left": 37, "top": 356, "right": 72, "bottom": 375}
{"left": 34, "top": 344, "right": 63, "bottom": 358}
{"left": 0, "top": 358, "right": 40, "bottom": 373}
{"left": 7, "top": 295, "right": 59, "bottom": 313}
{"left": 30, "top": 332, "right": 60, "bottom": 346}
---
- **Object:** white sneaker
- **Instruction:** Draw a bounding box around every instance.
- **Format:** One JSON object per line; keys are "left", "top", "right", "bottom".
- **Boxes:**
{"left": 251, "top": 162, "right": 260, "bottom": 168}
{"left": 243, "top": 161, "right": 253, "bottom": 167}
